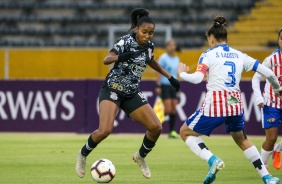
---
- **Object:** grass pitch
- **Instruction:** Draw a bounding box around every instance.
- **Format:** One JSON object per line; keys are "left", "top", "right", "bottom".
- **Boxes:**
{"left": 0, "top": 133, "right": 281, "bottom": 184}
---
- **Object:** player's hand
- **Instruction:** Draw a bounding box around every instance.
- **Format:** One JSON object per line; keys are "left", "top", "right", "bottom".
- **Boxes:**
{"left": 274, "top": 89, "right": 282, "bottom": 99}
{"left": 258, "top": 103, "right": 264, "bottom": 108}
{"left": 178, "top": 62, "right": 189, "bottom": 74}
{"left": 168, "top": 76, "right": 180, "bottom": 92}
{"left": 118, "top": 51, "right": 137, "bottom": 62}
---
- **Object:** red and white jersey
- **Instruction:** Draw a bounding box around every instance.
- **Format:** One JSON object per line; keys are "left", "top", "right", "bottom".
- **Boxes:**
{"left": 262, "top": 48, "right": 282, "bottom": 108}
{"left": 196, "top": 44, "right": 259, "bottom": 117}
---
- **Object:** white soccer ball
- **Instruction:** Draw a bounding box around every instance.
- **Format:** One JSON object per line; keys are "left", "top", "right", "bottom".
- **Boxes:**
{"left": 91, "top": 159, "right": 116, "bottom": 183}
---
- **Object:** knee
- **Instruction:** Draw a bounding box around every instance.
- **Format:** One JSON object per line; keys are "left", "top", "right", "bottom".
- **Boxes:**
{"left": 97, "top": 128, "right": 112, "bottom": 139}
{"left": 180, "top": 124, "right": 189, "bottom": 141}
{"left": 266, "top": 136, "right": 277, "bottom": 145}
{"left": 150, "top": 122, "right": 162, "bottom": 135}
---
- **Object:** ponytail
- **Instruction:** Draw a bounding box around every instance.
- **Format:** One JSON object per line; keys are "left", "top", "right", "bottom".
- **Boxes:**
{"left": 207, "top": 16, "right": 227, "bottom": 42}
{"left": 129, "top": 8, "right": 154, "bottom": 31}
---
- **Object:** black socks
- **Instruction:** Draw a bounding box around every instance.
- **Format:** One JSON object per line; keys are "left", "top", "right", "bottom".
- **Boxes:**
{"left": 81, "top": 135, "right": 98, "bottom": 156}
{"left": 169, "top": 114, "right": 176, "bottom": 132}
{"left": 139, "top": 135, "right": 156, "bottom": 158}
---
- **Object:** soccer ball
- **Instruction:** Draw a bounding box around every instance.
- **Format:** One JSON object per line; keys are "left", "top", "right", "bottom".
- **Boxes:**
{"left": 91, "top": 159, "right": 116, "bottom": 183}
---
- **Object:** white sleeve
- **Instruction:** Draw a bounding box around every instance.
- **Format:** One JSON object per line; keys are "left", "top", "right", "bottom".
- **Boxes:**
{"left": 256, "top": 64, "right": 281, "bottom": 93}
{"left": 179, "top": 72, "right": 204, "bottom": 84}
{"left": 251, "top": 72, "right": 264, "bottom": 105}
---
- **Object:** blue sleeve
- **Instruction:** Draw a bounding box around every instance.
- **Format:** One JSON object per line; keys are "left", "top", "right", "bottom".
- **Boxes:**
{"left": 252, "top": 60, "right": 260, "bottom": 71}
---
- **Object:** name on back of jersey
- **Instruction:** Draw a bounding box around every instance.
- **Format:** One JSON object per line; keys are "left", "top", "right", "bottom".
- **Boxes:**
{"left": 216, "top": 52, "right": 239, "bottom": 59}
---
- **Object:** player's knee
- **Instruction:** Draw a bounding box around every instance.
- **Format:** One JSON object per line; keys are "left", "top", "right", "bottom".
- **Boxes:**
{"left": 151, "top": 122, "right": 162, "bottom": 135}
{"left": 266, "top": 136, "right": 277, "bottom": 145}
{"left": 97, "top": 129, "right": 112, "bottom": 139}
{"left": 180, "top": 124, "right": 188, "bottom": 141}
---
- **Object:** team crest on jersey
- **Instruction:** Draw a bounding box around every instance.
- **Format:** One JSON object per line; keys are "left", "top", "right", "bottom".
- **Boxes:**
{"left": 267, "top": 118, "right": 276, "bottom": 123}
{"left": 148, "top": 48, "right": 152, "bottom": 59}
{"left": 110, "top": 92, "right": 118, "bottom": 100}
{"left": 227, "top": 95, "right": 239, "bottom": 106}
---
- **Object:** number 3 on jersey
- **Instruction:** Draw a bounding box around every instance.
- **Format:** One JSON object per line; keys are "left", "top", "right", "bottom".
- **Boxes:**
{"left": 224, "top": 61, "right": 236, "bottom": 87}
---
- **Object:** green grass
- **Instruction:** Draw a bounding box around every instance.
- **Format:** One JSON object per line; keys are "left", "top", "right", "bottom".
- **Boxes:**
{"left": 0, "top": 133, "right": 281, "bottom": 184}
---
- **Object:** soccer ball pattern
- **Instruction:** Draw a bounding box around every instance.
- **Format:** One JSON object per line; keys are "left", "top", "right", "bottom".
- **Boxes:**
{"left": 91, "top": 159, "right": 116, "bottom": 183}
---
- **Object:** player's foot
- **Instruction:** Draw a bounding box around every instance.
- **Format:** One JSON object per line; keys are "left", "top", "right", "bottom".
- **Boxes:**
{"left": 203, "top": 155, "right": 225, "bottom": 184}
{"left": 133, "top": 152, "right": 151, "bottom": 179}
{"left": 76, "top": 150, "right": 86, "bottom": 178}
{"left": 168, "top": 130, "right": 179, "bottom": 138}
{"left": 272, "top": 148, "right": 281, "bottom": 170}
{"left": 262, "top": 174, "right": 280, "bottom": 184}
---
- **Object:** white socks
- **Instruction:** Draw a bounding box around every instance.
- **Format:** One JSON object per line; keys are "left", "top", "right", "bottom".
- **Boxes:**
{"left": 274, "top": 140, "right": 282, "bottom": 152}
{"left": 261, "top": 147, "right": 272, "bottom": 167}
{"left": 244, "top": 146, "right": 269, "bottom": 178}
{"left": 185, "top": 136, "right": 213, "bottom": 162}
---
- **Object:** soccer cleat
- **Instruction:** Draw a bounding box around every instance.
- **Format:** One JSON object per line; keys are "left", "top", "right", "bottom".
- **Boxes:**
{"left": 203, "top": 156, "right": 225, "bottom": 184}
{"left": 133, "top": 152, "right": 151, "bottom": 179}
{"left": 272, "top": 149, "right": 281, "bottom": 170}
{"left": 168, "top": 130, "right": 179, "bottom": 138}
{"left": 75, "top": 150, "right": 87, "bottom": 178}
{"left": 262, "top": 174, "right": 280, "bottom": 184}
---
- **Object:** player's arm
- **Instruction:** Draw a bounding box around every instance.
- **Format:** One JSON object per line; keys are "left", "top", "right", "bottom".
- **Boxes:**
{"left": 252, "top": 72, "right": 264, "bottom": 107}
{"left": 251, "top": 58, "right": 271, "bottom": 107}
{"left": 149, "top": 59, "right": 171, "bottom": 79}
{"left": 178, "top": 62, "right": 206, "bottom": 84}
{"left": 255, "top": 64, "right": 281, "bottom": 96}
{"left": 149, "top": 59, "right": 180, "bottom": 91}
{"left": 104, "top": 51, "right": 118, "bottom": 65}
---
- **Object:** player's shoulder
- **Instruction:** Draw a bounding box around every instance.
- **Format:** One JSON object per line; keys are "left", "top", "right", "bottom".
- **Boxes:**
{"left": 159, "top": 53, "right": 168, "bottom": 59}
{"left": 268, "top": 48, "right": 281, "bottom": 58}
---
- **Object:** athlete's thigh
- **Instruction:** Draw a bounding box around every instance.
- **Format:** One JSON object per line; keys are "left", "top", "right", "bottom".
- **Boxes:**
{"left": 99, "top": 100, "right": 119, "bottom": 131}
{"left": 98, "top": 87, "right": 120, "bottom": 130}
{"left": 129, "top": 104, "right": 161, "bottom": 131}
{"left": 186, "top": 110, "right": 225, "bottom": 136}
{"left": 262, "top": 105, "right": 281, "bottom": 129}
{"left": 171, "top": 99, "right": 178, "bottom": 113}
{"left": 163, "top": 98, "right": 172, "bottom": 113}
{"left": 225, "top": 114, "right": 244, "bottom": 133}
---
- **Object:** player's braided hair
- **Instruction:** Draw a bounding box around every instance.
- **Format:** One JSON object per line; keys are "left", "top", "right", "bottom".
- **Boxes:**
{"left": 207, "top": 16, "right": 227, "bottom": 42}
{"left": 129, "top": 8, "right": 155, "bottom": 31}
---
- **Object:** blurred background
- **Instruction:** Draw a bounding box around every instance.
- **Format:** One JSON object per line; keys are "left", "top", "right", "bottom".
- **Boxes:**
{"left": 0, "top": 0, "right": 281, "bottom": 134}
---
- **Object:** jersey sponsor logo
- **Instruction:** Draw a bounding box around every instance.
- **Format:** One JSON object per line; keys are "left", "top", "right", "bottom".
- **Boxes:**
{"left": 110, "top": 92, "right": 118, "bottom": 101}
{"left": 111, "top": 83, "right": 123, "bottom": 91}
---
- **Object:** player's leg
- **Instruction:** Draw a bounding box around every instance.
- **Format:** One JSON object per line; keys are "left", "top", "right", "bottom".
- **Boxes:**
{"left": 273, "top": 139, "right": 282, "bottom": 170}
{"left": 228, "top": 115, "right": 280, "bottom": 183}
{"left": 161, "top": 85, "right": 177, "bottom": 138}
{"left": 76, "top": 88, "right": 119, "bottom": 178}
{"left": 260, "top": 106, "right": 281, "bottom": 170}
{"left": 168, "top": 89, "right": 179, "bottom": 138}
{"left": 121, "top": 92, "right": 161, "bottom": 179}
{"left": 180, "top": 110, "right": 225, "bottom": 183}
{"left": 262, "top": 128, "right": 278, "bottom": 169}
{"left": 129, "top": 104, "right": 162, "bottom": 179}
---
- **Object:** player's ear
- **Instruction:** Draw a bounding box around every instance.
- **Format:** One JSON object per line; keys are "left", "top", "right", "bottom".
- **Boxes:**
{"left": 134, "top": 27, "right": 138, "bottom": 33}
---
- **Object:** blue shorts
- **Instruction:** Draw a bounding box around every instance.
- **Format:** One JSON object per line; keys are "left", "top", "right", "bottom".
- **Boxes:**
{"left": 186, "top": 110, "right": 244, "bottom": 136}
{"left": 261, "top": 105, "right": 282, "bottom": 129}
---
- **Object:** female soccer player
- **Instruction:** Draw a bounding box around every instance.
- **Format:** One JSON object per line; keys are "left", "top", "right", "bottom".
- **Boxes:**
{"left": 252, "top": 28, "right": 282, "bottom": 171}
{"left": 75, "top": 8, "right": 180, "bottom": 179}
{"left": 156, "top": 40, "right": 180, "bottom": 138}
{"left": 178, "top": 16, "right": 280, "bottom": 184}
